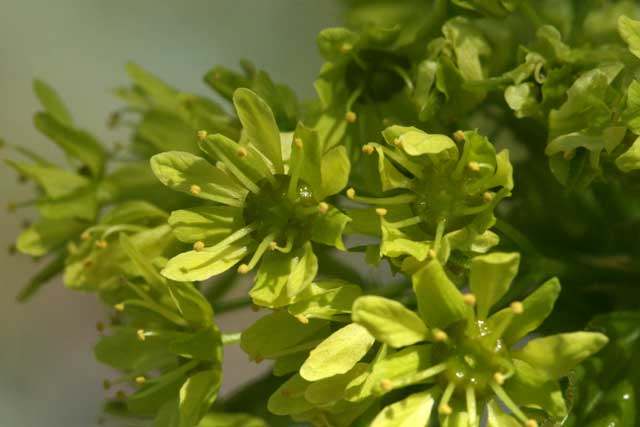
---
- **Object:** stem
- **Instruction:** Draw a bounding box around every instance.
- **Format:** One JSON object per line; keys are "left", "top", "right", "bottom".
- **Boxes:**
{"left": 494, "top": 218, "right": 539, "bottom": 256}
{"left": 222, "top": 332, "right": 242, "bottom": 345}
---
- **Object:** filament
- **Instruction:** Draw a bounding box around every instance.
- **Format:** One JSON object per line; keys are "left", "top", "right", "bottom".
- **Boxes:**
{"left": 390, "top": 362, "right": 448, "bottom": 389}
{"left": 115, "top": 299, "right": 187, "bottom": 327}
{"left": 490, "top": 381, "right": 529, "bottom": 423}
{"left": 385, "top": 215, "right": 423, "bottom": 229}
{"left": 349, "top": 192, "right": 416, "bottom": 206}
{"left": 203, "top": 223, "right": 257, "bottom": 254}
{"left": 466, "top": 385, "right": 478, "bottom": 427}
{"left": 439, "top": 381, "right": 456, "bottom": 414}
{"left": 238, "top": 233, "right": 276, "bottom": 273}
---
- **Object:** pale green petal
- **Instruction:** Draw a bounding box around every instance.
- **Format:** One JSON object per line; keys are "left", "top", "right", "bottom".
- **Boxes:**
{"left": 504, "top": 360, "right": 567, "bottom": 418}
{"left": 352, "top": 296, "right": 429, "bottom": 348}
{"left": 267, "top": 374, "right": 313, "bottom": 416}
{"left": 310, "top": 206, "right": 351, "bottom": 250}
{"left": 161, "top": 241, "right": 249, "bottom": 282}
{"left": 370, "top": 389, "right": 436, "bottom": 427}
{"left": 470, "top": 252, "right": 520, "bottom": 319}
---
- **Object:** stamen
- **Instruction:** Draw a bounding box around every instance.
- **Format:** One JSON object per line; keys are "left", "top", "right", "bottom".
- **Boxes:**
{"left": 433, "top": 329, "right": 448, "bottom": 342}
{"left": 490, "top": 381, "right": 530, "bottom": 424}
{"left": 193, "top": 241, "right": 205, "bottom": 252}
{"left": 362, "top": 144, "right": 374, "bottom": 155}
{"left": 136, "top": 329, "right": 146, "bottom": 341}
{"left": 197, "top": 130, "right": 208, "bottom": 141}
{"left": 390, "top": 362, "right": 448, "bottom": 389}
{"left": 385, "top": 215, "right": 423, "bottom": 229}
{"left": 114, "top": 303, "right": 124, "bottom": 312}
{"left": 294, "top": 314, "right": 309, "bottom": 325}
{"left": 294, "top": 137, "right": 303, "bottom": 149}
{"left": 483, "top": 191, "right": 495, "bottom": 202}
{"left": 375, "top": 208, "right": 388, "bottom": 217}
{"left": 466, "top": 386, "right": 478, "bottom": 427}
{"left": 468, "top": 161, "right": 481, "bottom": 172}
{"left": 379, "top": 378, "right": 393, "bottom": 392}
{"left": 493, "top": 372, "right": 505, "bottom": 385}
{"left": 510, "top": 301, "right": 524, "bottom": 314}
{"left": 135, "top": 376, "right": 146, "bottom": 385}
{"left": 95, "top": 239, "right": 108, "bottom": 249}
{"left": 190, "top": 184, "right": 202, "bottom": 195}
{"left": 346, "top": 188, "right": 416, "bottom": 206}
{"left": 81, "top": 231, "right": 90, "bottom": 241}
{"left": 345, "top": 83, "right": 364, "bottom": 121}
{"left": 202, "top": 223, "right": 257, "bottom": 255}
{"left": 236, "top": 147, "right": 248, "bottom": 158}
{"left": 463, "top": 293, "right": 477, "bottom": 306}
{"left": 272, "top": 232, "right": 295, "bottom": 253}
{"left": 345, "top": 111, "right": 357, "bottom": 123}
{"left": 526, "top": 420, "right": 539, "bottom": 427}
{"left": 318, "top": 202, "right": 329, "bottom": 214}
{"left": 287, "top": 140, "right": 304, "bottom": 200}
{"left": 563, "top": 150, "right": 575, "bottom": 161}
{"left": 339, "top": 43, "right": 353, "bottom": 54}
{"left": 428, "top": 249, "right": 437, "bottom": 259}
{"left": 204, "top": 137, "right": 260, "bottom": 194}
{"left": 238, "top": 233, "right": 276, "bottom": 274}
{"left": 454, "top": 130, "right": 465, "bottom": 142}
{"left": 439, "top": 381, "right": 456, "bottom": 415}
{"left": 433, "top": 218, "right": 447, "bottom": 252}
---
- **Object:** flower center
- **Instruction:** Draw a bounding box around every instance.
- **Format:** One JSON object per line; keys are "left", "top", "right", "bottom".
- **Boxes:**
{"left": 243, "top": 174, "right": 318, "bottom": 246}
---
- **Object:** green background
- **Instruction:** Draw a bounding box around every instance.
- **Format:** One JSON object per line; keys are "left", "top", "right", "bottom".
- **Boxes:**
{"left": 0, "top": 1, "right": 341, "bottom": 425}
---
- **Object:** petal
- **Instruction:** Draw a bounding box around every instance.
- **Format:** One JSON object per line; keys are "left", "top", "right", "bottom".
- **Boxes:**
{"left": 512, "top": 332, "right": 609, "bottom": 379}
{"left": 161, "top": 241, "right": 249, "bottom": 282}
{"left": 504, "top": 360, "right": 567, "bottom": 418}
{"left": 371, "top": 389, "right": 436, "bottom": 427}
{"left": 352, "top": 295, "right": 429, "bottom": 348}
{"left": 485, "top": 400, "right": 520, "bottom": 427}
{"left": 470, "top": 252, "right": 520, "bottom": 319}
{"left": 310, "top": 205, "right": 351, "bottom": 250}
{"left": 412, "top": 260, "right": 468, "bottom": 329}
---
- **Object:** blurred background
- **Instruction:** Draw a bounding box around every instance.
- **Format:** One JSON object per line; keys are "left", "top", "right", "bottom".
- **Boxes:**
{"left": 0, "top": 1, "right": 342, "bottom": 425}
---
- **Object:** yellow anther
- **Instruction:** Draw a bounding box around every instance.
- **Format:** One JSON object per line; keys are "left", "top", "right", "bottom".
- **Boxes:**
{"left": 510, "top": 301, "right": 524, "bottom": 314}
{"left": 237, "top": 264, "right": 250, "bottom": 274}
{"left": 114, "top": 303, "right": 125, "bottom": 312}
{"left": 236, "top": 147, "right": 248, "bottom": 158}
{"left": 428, "top": 249, "right": 437, "bottom": 259}
{"left": 393, "top": 137, "right": 402, "bottom": 147}
{"left": 483, "top": 191, "right": 494, "bottom": 202}
{"left": 269, "top": 241, "right": 278, "bottom": 250}
{"left": 345, "top": 111, "right": 357, "bottom": 123}
{"left": 463, "top": 293, "right": 477, "bottom": 306}
{"left": 439, "top": 403, "right": 453, "bottom": 415}
{"left": 346, "top": 188, "right": 356, "bottom": 200}
{"left": 433, "top": 329, "right": 448, "bottom": 342}
{"left": 190, "top": 184, "right": 202, "bottom": 195}
{"left": 375, "top": 208, "right": 388, "bottom": 217}
{"left": 318, "top": 202, "right": 329, "bottom": 214}
{"left": 95, "top": 239, "right": 108, "bottom": 249}
{"left": 362, "top": 144, "right": 374, "bottom": 155}
{"left": 295, "top": 314, "right": 309, "bottom": 325}
{"left": 294, "top": 137, "right": 303, "bottom": 149}
{"left": 526, "top": 420, "right": 538, "bottom": 427}
{"left": 197, "top": 130, "right": 208, "bottom": 141}
{"left": 453, "top": 130, "right": 465, "bottom": 142}
{"left": 379, "top": 379, "right": 393, "bottom": 392}
{"left": 81, "top": 231, "right": 90, "bottom": 241}
{"left": 193, "top": 241, "right": 205, "bottom": 252}
{"left": 135, "top": 376, "right": 146, "bottom": 385}
{"left": 493, "top": 372, "right": 505, "bottom": 385}
{"left": 467, "top": 161, "right": 481, "bottom": 172}
{"left": 136, "top": 329, "right": 146, "bottom": 341}
{"left": 339, "top": 43, "right": 353, "bottom": 54}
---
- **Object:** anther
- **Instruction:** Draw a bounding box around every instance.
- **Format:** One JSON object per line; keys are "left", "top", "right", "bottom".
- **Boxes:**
{"left": 318, "top": 202, "right": 329, "bottom": 214}
{"left": 193, "top": 241, "right": 205, "bottom": 252}
{"left": 393, "top": 138, "right": 402, "bottom": 147}
{"left": 135, "top": 376, "right": 146, "bottom": 385}
{"left": 379, "top": 379, "right": 393, "bottom": 392}
{"left": 136, "top": 329, "right": 146, "bottom": 341}
{"left": 269, "top": 241, "right": 278, "bottom": 250}
{"left": 346, "top": 188, "right": 356, "bottom": 200}
{"left": 467, "top": 161, "right": 481, "bottom": 172}
{"left": 236, "top": 147, "right": 248, "bottom": 158}
{"left": 483, "top": 192, "right": 494, "bottom": 202}
{"left": 433, "top": 329, "right": 448, "bottom": 342}
{"left": 493, "top": 372, "right": 505, "bottom": 385}
{"left": 197, "top": 130, "right": 208, "bottom": 141}
{"left": 428, "top": 249, "right": 437, "bottom": 259}
{"left": 375, "top": 208, "right": 388, "bottom": 217}
{"left": 526, "top": 420, "right": 538, "bottom": 427}
{"left": 295, "top": 314, "right": 309, "bottom": 325}
{"left": 439, "top": 403, "right": 453, "bottom": 415}
{"left": 114, "top": 303, "right": 125, "bottom": 312}
{"left": 339, "top": 43, "right": 353, "bottom": 54}
{"left": 81, "top": 231, "right": 90, "bottom": 241}
{"left": 510, "top": 301, "right": 524, "bottom": 315}
{"left": 345, "top": 111, "right": 357, "bottom": 123}
{"left": 237, "top": 264, "right": 250, "bottom": 274}
{"left": 463, "top": 293, "right": 477, "bottom": 306}
{"left": 454, "top": 130, "right": 465, "bottom": 142}
{"left": 362, "top": 144, "right": 374, "bottom": 155}
{"left": 294, "top": 138, "right": 303, "bottom": 149}
{"left": 95, "top": 239, "right": 108, "bottom": 249}
{"left": 190, "top": 184, "right": 202, "bottom": 195}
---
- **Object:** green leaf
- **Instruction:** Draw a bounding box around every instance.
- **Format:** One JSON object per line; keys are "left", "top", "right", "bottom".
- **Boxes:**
{"left": 233, "top": 88, "right": 283, "bottom": 173}
{"left": 150, "top": 151, "right": 246, "bottom": 206}
{"left": 120, "top": 233, "right": 166, "bottom": 289}
{"left": 318, "top": 145, "right": 351, "bottom": 200}
{"left": 16, "top": 218, "right": 85, "bottom": 257}
{"left": 168, "top": 206, "right": 243, "bottom": 244}
{"left": 169, "top": 328, "right": 222, "bottom": 362}
{"left": 442, "top": 17, "right": 491, "bottom": 81}
{"left": 504, "top": 360, "right": 567, "bottom": 417}
{"left": 370, "top": 143, "right": 414, "bottom": 192}
{"left": 311, "top": 206, "right": 351, "bottom": 250}
{"left": 513, "top": 332, "right": 609, "bottom": 379}
{"left": 486, "top": 400, "right": 520, "bottom": 427}
{"left": 126, "top": 62, "right": 181, "bottom": 113}
{"left": 470, "top": 252, "right": 520, "bottom": 319}
{"left": 179, "top": 369, "right": 222, "bottom": 427}
{"left": 137, "top": 110, "right": 199, "bottom": 154}
{"left": 304, "top": 363, "right": 368, "bottom": 406}
{"left": 33, "top": 79, "right": 73, "bottom": 126}
{"left": 616, "top": 136, "right": 640, "bottom": 172}
{"left": 240, "top": 311, "right": 328, "bottom": 361}
{"left": 5, "top": 160, "right": 90, "bottom": 198}
{"left": 161, "top": 242, "right": 249, "bottom": 282}
{"left": 370, "top": 389, "right": 436, "bottom": 427}
{"left": 352, "top": 296, "right": 428, "bottom": 348}
{"left": 204, "top": 66, "right": 250, "bottom": 102}
{"left": 412, "top": 260, "right": 468, "bottom": 329}
{"left": 618, "top": 15, "right": 640, "bottom": 58}
{"left": 94, "top": 327, "right": 177, "bottom": 372}
{"left": 250, "top": 242, "right": 318, "bottom": 308}
{"left": 300, "top": 323, "right": 375, "bottom": 381}
{"left": 169, "top": 281, "right": 215, "bottom": 328}
{"left": 33, "top": 112, "right": 105, "bottom": 177}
